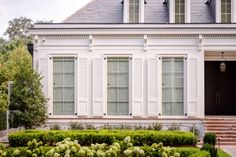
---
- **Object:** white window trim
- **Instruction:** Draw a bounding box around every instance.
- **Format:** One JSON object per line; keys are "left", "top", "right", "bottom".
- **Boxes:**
{"left": 48, "top": 54, "right": 78, "bottom": 118}
{"left": 217, "top": 0, "right": 234, "bottom": 23}
{"left": 233, "top": 0, "right": 236, "bottom": 22}
{"left": 158, "top": 54, "right": 187, "bottom": 118}
{"left": 123, "top": 0, "right": 144, "bottom": 23}
{"left": 169, "top": 0, "right": 191, "bottom": 23}
{"left": 103, "top": 54, "right": 133, "bottom": 117}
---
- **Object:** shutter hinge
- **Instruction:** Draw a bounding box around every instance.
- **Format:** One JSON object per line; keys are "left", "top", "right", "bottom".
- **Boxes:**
{"left": 104, "top": 57, "right": 107, "bottom": 60}
{"left": 49, "top": 113, "right": 52, "bottom": 116}
{"left": 185, "top": 56, "right": 187, "bottom": 60}
{"left": 185, "top": 113, "right": 188, "bottom": 116}
{"left": 158, "top": 113, "right": 161, "bottom": 116}
{"left": 49, "top": 56, "right": 52, "bottom": 60}
{"left": 104, "top": 113, "right": 107, "bottom": 116}
{"left": 129, "top": 113, "right": 132, "bottom": 116}
{"left": 75, "top": 113, "right": 78, "bottom": 116}
{"left": 75, "top": 57, "right": 78, "bottom": 60}
{"left": 158, "top": 57, "right": 162, "bottom": 60}
{"left": 129, "top": 57, "right": 132, "bottom": 60}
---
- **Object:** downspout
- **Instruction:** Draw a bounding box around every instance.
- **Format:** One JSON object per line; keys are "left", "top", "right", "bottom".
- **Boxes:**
{"left": 27, "top": 43, "right": 34, "bottom": 67}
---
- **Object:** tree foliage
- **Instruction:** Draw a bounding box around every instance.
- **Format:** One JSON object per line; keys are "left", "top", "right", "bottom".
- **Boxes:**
{"left": 4, "top": 17, "right": 33, "bottom": 41}
{"left": 0, "top": 43, "right": 47, "bottom": 129}
{"left": 0, "top": 17, "right": 47, "bottom": 129}
{"left": 9, "top": 57, "right": 47, "bottom": 129}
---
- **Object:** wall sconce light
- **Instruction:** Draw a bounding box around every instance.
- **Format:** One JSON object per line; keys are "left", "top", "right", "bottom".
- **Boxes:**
{"left": 220, "top": 52, "right": 226, "bottom": 72}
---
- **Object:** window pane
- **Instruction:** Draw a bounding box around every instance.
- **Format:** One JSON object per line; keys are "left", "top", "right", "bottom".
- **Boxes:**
{"left": 129, "top": 0, "right": 139, "bottom": 23}
{"left": 53, "top": 57, "right": 75, "bottom": 115}
{"left": 175, "top": 0, "right": 185, "bottom": 23}
{"left": 63, "top": 102, "right": 74, "bottom": 115}
{"left": 63, "top": 88, "right": 74, "bottom": 101}
{"left": 53, "top": 88, "right": 63, "bottom": 101}
{"left": 53, "top": 102, "right": 63, "bottom": 115}
{"left": 221, "top": 0, "right": 231, "bottom": 23}
{"left": 162, "top": 57, "right": 184, "bottom": 116}
{"left": 107, "top": 57, "right": 129, "bottom": 115}
{"left": 107, "top": 103, "right": 118, "bottom": 115}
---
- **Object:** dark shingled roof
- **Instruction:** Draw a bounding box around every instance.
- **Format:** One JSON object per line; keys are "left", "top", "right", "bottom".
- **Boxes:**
{"left": 63, "top": 0, "right": 215, "bottom": 23}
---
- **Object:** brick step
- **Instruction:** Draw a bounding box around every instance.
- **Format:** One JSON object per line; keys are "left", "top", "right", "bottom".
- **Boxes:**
{"left": 205, "top": 121, "right": 236, "bottom": 125}
{"left": 211, "top": 134, "right": 236, "bottom": 138}
{"left": 216, "top": 141, "right": 236, "bottom": 146}
{"left": 205, "top": 130, "right": 236, "bottom": 135}
{"left": 206, "top": 127, "right": 236, "bottom": 131}
{"left": 216, "top": 138, "right": 236, "bottom": 142}
{"left": 205, "top": 122, "right": 236, "bottom": 127}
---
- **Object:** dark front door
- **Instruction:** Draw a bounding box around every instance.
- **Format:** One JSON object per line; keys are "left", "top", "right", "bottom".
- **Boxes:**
{"left": 205, "top": 61, "right": 236, "bottom": 115}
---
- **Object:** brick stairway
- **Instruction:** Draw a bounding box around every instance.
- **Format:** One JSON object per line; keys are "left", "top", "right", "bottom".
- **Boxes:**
{"left": 204, "top": 117, "right": 236, "bottom": 145}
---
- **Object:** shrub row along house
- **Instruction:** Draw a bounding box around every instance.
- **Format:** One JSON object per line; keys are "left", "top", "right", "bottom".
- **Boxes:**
{"left": 29, "top": 0, "right": 236, "bottom": 131}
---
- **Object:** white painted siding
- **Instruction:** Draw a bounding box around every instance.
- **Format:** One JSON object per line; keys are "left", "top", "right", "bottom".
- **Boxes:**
{"left": 34, "top": 33, "right": 236, "bottom": 118}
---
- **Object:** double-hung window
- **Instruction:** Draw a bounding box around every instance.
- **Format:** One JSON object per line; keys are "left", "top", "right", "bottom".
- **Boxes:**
{"left": 53, "top": 57, "right": 75, "bottom": 115}
{"left": 162, "top": 57, "right": 184, "bottom": 116}
{"left": 175, "top": 0, "right": 185, "bottom": 23}
{"left": 129, "top": 0, "right": 139, "bottom": 23}
{"left": 221, "top": 0, "right": 231, "bottom": 23}
{"left": 107, "top": 57, "right": 129, "bottom": 115}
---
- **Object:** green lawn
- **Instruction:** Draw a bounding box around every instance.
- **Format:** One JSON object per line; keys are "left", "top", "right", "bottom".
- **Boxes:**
{"left": 218, "top": 149, "right": 231, "bottom": 157}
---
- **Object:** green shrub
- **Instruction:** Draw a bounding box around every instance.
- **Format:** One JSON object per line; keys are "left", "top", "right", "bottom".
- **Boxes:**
{"left": 189, "top": 125, "right": 199, "bottom": 137}
{"left": 5, "top": 137, "right": 183, "bottom": 157}
{"left": 69, "top": 122, "right": 85, "bottom": 130}
{"left": 201, "top": 143, "right": 218, "bottom": 157}
{"left": 175, "top": 147, "right": 200, "bottom": 157}
{"left": 190, "top": 151, "right": 210, "bottom": 157}
{"left": 9, "top": 130, "right": 197, "bottom": 147}
{"left": 203, "top": 133, "right": 216, "bottom": 145}
{"left": 0, "top": 112, "right": 6, "bottom": 131}
{"left": 49, "top": 124, "right": 60, "bottom": 130}
{"left": 168, "top": 123, "right": 181, "bottom": 131}
{"left": 147, "top": 123, "right": 163, "bottom": 131}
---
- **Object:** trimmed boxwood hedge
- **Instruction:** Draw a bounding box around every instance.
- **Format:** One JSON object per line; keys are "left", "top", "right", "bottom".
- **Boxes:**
{"left": 9, "top": 130, "right": 197, "bottom": 147}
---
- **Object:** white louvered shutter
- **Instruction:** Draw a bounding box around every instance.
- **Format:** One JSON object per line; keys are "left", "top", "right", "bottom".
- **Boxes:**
{"left": 132, "top": 57, "right": 143, "bottom": 116}
{"left": 39, "top": 58, "right": 48, "bottom": 98}
{"left": 187, "top": 57, "right": 198, "bottom": 116}
{"left": 78, "top": 58, "right": 88, "bottom": 115}
{"left": 93, "top": 58, "right": 105, "bottom": 116}
{"left": 147, "top": 58, "right": 158, "bottom": 116}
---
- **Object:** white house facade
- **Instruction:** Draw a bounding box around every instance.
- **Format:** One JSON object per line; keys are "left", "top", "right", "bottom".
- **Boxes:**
{"left": 29, "top": 0, "right": 236, "bottom": 128}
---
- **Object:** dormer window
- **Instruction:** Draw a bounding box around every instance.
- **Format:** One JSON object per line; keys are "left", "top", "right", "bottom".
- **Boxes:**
{"left": 175, "top": 0, "right": 185, "bottom": 23}
{"left": 221, "top": 0, "right": 231, "bottom": 23}
{"left": 129, "top": 0, "right": 139, "bottom": 23}
{"left": 123, "top": 0, "right": 144, "bottom": 23}
{"left": 169, "top": 0, "right": 190, "bottom": 23}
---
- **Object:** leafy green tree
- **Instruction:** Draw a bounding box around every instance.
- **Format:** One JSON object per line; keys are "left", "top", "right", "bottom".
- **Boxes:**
{"left": 0, "top": 43, "right": 47, "bottom": 129}
{"left": 7, "top": 45, "right": 47, "bottom": 129}
{"left": 4, "top": 17, "right": 33, "bottom": 41}
{"left": 0, "top": 42, "right": 28, "bottom": 112}
{"left": 0, "top": 37, "right": 8, "bottom": 53}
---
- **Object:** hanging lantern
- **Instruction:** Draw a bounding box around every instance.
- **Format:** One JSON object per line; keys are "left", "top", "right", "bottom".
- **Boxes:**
{"left": 219, "top": 52, "right": 226, "bottom": 72}
{"left": 220, "top": 62, "right": 226, "bottom": 72}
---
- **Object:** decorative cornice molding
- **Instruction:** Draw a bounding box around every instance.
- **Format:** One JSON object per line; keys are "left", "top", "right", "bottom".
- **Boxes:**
{"left": 148, "top": 34, "right": 199, "bottom": 38}
{"left": 93, "top": 34, "right": 143, "bottom": 39}
{"left": 39, "top": 34, "right": 89, "bottom": 39}
{"left": 203, "top": 34, "right": 236, "bottom": 38}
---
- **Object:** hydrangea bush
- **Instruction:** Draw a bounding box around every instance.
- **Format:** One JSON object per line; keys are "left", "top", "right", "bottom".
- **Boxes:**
{"left": 1, "top": 137, "right": 183, "bottom": 157}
